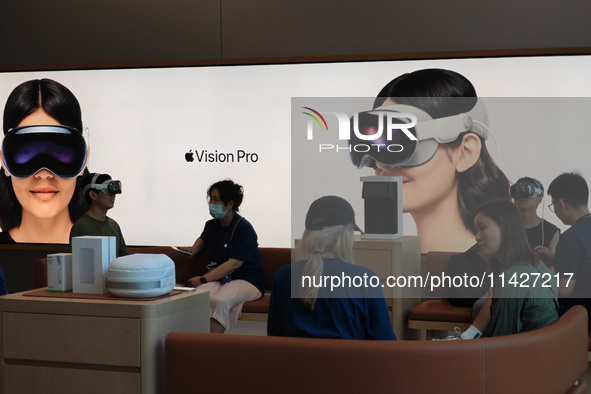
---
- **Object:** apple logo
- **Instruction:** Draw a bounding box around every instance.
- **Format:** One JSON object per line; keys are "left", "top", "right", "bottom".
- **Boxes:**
{"left": 185, "top": 150, "right": 194, "bottom": 162}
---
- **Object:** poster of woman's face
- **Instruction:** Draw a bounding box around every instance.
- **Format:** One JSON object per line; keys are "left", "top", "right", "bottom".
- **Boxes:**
{"left": 291, "top": 96, "right": 591, "bottom": 252}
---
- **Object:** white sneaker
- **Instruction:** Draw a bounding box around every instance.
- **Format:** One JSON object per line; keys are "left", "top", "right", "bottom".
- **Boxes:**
{"left": 432, "top": 327, "right": 463, "bottom": 341}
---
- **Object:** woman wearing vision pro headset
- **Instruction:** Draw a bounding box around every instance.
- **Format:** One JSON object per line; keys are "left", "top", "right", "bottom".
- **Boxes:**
{"left": 0, "top": 79, "right": 89, "bottom": 243}
{"left": 363, "top": 69, "right": 510, "bottom": 253}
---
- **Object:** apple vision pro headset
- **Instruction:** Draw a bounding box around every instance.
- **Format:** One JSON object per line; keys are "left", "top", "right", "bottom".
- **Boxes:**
{"left": 509, "top": 181, "right": 543, "bottom": 199}
{"left": 83, "top": 173, "right": 122, "bottom": 195}
{"left": 349, "top": 99, "right": 491, "bottom": 168}
{"left": 2, "top": 125, "right": 88, "bottom": 179}
{"left": 2, "top": 125, "right": 122, "bottom": 195}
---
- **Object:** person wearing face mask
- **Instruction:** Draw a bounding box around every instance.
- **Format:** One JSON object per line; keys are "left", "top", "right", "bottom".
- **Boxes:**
{"left": 184, "top": 179, "right": 264, "bottom": 333}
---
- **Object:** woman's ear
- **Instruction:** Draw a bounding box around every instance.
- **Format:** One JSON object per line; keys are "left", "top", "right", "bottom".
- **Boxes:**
{"left": 226, "top": 200, "right": 235, "bottom": 211}
{"left": 454, "top": 133, "right": 482, "bottom": 173}
{"left": 0, "top": 153, "right": 9, "bottom": 177}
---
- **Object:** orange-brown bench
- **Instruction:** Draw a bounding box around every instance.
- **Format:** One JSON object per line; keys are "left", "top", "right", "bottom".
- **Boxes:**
{"left": 166, "top": 306, "right": 588, "bottom": 394}
{"left": 407, "top": 251, "right": 472, "bottom": 338}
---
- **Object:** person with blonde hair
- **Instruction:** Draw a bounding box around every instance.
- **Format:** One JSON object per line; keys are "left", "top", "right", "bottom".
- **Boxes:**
{"left": 267, "top": 195, "right": 395, "bottom": 339}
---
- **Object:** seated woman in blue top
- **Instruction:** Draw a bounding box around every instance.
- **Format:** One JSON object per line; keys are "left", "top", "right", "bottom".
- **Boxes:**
{"left": 184, "top": 180, "right": 264, "bottom": 333}
{"left": 267, "top": 195, "right": 396, "bottom": 340}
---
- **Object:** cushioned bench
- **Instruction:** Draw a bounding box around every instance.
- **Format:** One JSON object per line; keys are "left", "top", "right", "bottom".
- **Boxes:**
{"left": 407, "top": 251, "right": 472, "bottom": 338}
{"left": 235, "top": 247, "right": 291, "bottom": 319}
{"left": 165, "top": 306, "right": 588, "bottom": 394}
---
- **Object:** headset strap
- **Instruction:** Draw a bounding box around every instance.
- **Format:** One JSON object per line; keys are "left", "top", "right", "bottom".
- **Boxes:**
{"left": 82, "top": 173, "right": 102, "bottom": 194}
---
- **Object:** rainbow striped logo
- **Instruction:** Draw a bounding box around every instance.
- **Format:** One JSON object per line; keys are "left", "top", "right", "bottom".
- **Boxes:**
{"left": 302, "top": 107, "right": 329, "bottom": 139}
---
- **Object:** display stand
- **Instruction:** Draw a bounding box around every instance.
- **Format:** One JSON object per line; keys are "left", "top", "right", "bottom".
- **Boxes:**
{"left": 0, "top": 289, "right": 209, "bottom": 394}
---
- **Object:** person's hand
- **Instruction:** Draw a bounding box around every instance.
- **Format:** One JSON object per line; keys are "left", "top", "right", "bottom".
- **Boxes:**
{"left": 187, "top": 276, "right": 203, "bottom": 288}
{"left": 534, "top": 245, "right": 554, "bottom": 266}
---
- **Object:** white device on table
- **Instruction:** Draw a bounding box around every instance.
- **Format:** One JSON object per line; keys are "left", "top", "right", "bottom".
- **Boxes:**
{"left": 72, "top": 236, "right": 117, "bottom": 294}
{"left": 172, "top": 246, "right": 192, "bottom": 256}
{"left": 173, "top": 286, "right": 196, "bottom": 292}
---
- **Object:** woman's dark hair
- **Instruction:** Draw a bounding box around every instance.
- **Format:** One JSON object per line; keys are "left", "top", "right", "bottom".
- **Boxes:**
{"left": 476, "top": 199, "right": 537, "bottom": 271}
{"left": 208, "top": 179, "right": 244, "bottom": 212}
{"left": 374, "top": 68, "right": 510, "bottom": 230}
{"left": 81, "top": 173, "right": 112, "bottom": 204}
{"left": 0, "top": 79, "right": 89, "bottom": 231}
{"left": 3, "top": 79, "right": 83, "bottom": 133}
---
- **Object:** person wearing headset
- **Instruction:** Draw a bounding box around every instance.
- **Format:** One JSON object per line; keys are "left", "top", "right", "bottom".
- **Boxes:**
{"left": 511, "top": 177, "right": 560, "bottom": 264}
{"left": 69, "top": 173, "right": 127, "bottom": 257}
{"left": 355, "top": 69, "right": 510, "bottom": 253}
{"left": 0, "top": 79, "right": 89, "bottom": 244}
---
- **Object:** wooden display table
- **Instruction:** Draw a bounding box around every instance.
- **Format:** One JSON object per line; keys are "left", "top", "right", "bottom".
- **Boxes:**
{"left": 0, "top": 288, "right": 209, "bottom": 394}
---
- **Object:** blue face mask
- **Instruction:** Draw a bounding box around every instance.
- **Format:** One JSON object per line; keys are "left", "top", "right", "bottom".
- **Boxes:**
{"left": 209, "top": 203, "right": 227, "bottom": 220}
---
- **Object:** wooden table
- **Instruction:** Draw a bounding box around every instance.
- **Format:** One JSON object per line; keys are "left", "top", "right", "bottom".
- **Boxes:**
{"left": 0, "top": 288, "right": 209, "bottom": 394}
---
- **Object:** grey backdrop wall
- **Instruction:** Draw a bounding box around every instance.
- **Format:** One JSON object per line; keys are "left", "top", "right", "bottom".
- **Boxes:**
{"left": 1, "top": 0, "right": 590, "bottom": 70}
